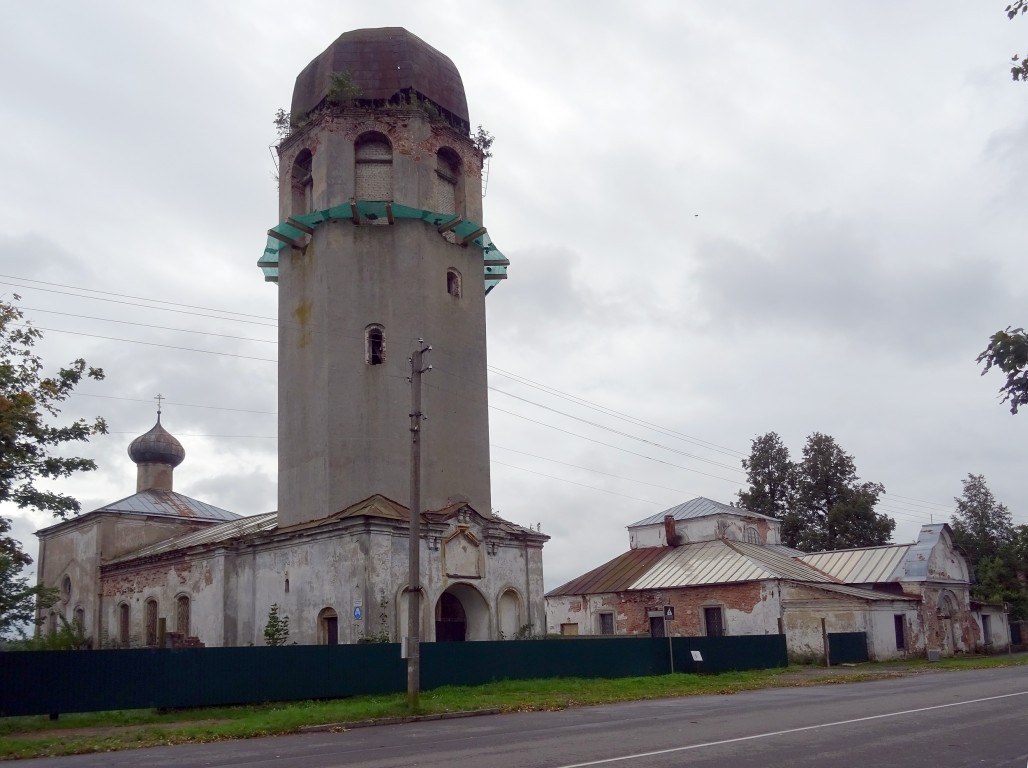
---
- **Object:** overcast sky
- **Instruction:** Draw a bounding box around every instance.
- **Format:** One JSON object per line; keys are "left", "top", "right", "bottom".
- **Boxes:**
{"left": 2, "top": 1, "right": 1026, "bottom": 591}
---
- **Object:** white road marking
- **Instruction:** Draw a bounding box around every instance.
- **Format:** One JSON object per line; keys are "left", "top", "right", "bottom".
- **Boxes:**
{"left": 553, "top": 690, "right": 1028, "bottom": 768}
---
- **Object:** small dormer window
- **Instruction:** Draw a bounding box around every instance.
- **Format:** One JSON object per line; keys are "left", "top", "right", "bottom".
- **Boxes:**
{"left": 745, "top": 527, "right": 761, "bottom": 544}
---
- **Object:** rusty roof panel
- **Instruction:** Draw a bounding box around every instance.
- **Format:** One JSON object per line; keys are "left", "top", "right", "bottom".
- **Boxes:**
{"left": 107, "top": 512, "right": 278, "bottom": 564}
{"left": 545, "top": 547, "right": 668, "bottom": 597}
{"left": 97, "top": 489, "right": 239, "bottom": 522}
{"left": 799, "top": 544, "right": 910, "bottom": 584}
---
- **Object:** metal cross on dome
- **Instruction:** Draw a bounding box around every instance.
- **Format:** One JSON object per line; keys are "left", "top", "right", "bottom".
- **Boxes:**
{"left": 155, "top": 393, "right": 165, "bottom": 417}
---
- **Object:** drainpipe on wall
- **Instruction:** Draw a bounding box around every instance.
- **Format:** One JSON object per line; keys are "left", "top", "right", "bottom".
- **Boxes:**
{"left": 523, "top": 535, "right": 532, "bottom": 634}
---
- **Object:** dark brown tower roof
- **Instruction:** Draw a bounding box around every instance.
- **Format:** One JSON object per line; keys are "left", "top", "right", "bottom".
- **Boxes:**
{"left": 290, "top": 27, "right": 469, "bottom": 128}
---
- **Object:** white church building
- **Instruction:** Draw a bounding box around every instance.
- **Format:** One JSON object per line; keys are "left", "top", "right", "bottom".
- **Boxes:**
{"left": 36, "top": 28, "right": 547, "bottom": 648}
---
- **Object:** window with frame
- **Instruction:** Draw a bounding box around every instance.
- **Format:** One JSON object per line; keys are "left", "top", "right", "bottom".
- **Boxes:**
{"left": 894, "top": 614, "right": 906, "bottom": 649}
{"left": 366, "top": 325, "right": 385, "bottom": 365}
{"left": 744, "top": 527, "right": 761, "bottom": 544}
{"left": 703, "top": 606, "right": 725, "bottom": 637}
{"left": 598, "top": 613, "right": 615, "bottom": 635}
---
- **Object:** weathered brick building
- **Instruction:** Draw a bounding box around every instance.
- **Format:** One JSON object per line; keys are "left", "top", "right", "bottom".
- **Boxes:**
{"left": 545, "top": 497, "right": 1009, "bottom": 659}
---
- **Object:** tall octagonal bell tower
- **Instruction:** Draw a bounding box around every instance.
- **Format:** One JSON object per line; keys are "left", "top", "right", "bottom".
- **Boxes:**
{"left": 259, "top": 28, "right": 507, "bottom": 527}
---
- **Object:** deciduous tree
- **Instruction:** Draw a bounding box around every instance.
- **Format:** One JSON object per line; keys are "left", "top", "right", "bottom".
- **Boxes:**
{"left": 977, "top": 327, "right": 1028, "bottom": 414}
{"left": 0, "top": 296, "right": 105, "bottom": 637}
{"left": 792, "top": 433, "right": 893, "bottom": 551}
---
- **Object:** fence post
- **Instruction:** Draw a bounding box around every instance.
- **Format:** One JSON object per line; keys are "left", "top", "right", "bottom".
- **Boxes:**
{"left": 821, "top": 618, "right": 830, "bottom": 667}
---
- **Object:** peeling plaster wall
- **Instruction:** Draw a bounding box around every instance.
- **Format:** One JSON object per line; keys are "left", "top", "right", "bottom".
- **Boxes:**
{"left": 98, "top": 511, "right": 544, "bottom": 647}
{"left": 630, "top": 515, "right": 780, "bottom": 549}
{"left": 546, "top": 582, "right": 781, "bottom": 637}
{"left": 781, "top": 583, "right": 921, "bottom": 661}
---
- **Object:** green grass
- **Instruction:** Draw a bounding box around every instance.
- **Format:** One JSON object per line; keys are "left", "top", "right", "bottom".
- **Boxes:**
{"left": 2, "top": 655, "right": 1025, "bottom": 760}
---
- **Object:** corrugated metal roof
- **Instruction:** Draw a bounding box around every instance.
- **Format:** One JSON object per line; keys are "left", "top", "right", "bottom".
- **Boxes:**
{"left": 629, "top": 497, "right": 777, "bottom": 528}
{"left": 547, "top": 538, "right": 843, "bottom": 597}
{"left": 96, "top": 489, "right": 239, "bottom": 522}
{"left": 545, "top": 547, "right": 668, "bottom": 596}
{"left": 107, "top": 512, "right": 277, "bottom": 563}
{"left": 785, "top": 581, "right": 918, "bottom": 602}
{"left": 799, "top": 544, "right": 911, "bottom": 584}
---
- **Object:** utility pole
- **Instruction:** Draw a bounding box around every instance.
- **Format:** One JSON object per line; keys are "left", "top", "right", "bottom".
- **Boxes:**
{"left": 406, "top": 340, "right": 431, "bottom": 709}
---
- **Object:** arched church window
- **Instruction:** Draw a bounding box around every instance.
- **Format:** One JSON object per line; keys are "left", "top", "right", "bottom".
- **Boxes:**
{"left": 355, "top": 132, "right": 393, "bottom": 202}
{"left": 118, "top": 602, "right": 130, "bottom": 646}
{"left": 61, "top": 575, "right": 71, "bottom": 603}
{"left": 366, "top": 325, "right": 385, "bottom": 365}
{"left": 145, "top": 599, "right": 159, "bottom": 646}
{"left": 744, "top": 527, "right": 761, "bottom": 544}
{"left": 435, "top": 148, "right": 461, "bottom": 217}
{"left": 176, "top": 595, "right": 190, "bottom": 636}
{"left": 73, "top": 606, "right": 85, "bottom": 630}
{"left": 291, "top": 148, "right": 314, "bottom": 215}
{"left": 446, "top": 268, "right": 462, "bottom": 298}
{"left": 318, "top": 608, "right": 339, "bottom": 645}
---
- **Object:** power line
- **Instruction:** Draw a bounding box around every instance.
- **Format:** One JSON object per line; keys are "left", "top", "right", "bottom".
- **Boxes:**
{"left": 21, "top": 306, "right": 276, "bottom": 345}
{"left": 73, "top": 392, "right": 276, "bottom": 415}
{"left": 492, "top": 460, "right": 669, "bottom": 507}
{"left": 0, "top": 274, "right": 276, "bottom": 321}
{"left": 488, "top": 364, "right": 746, "bottom": 459}
{"left": 12, "top": 324, "right": 277, "bottom": 363}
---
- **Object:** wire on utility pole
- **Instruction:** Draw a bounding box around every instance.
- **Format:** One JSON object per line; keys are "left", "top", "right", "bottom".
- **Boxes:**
{"left": 407, "top": 340, "right": 431, "bottom": 709}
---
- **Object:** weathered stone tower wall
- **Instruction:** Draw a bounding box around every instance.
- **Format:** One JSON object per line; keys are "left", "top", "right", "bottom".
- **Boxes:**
{"left": 275, "top": 29, "right": 492, "bottom": 526}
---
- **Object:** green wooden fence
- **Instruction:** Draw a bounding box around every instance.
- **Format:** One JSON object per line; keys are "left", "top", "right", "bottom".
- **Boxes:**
{"left": 0, "top": 635, "right": 787, "bottom": 718}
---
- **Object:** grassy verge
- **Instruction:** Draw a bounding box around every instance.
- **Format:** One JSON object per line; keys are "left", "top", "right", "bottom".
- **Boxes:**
{"left": 2, "top": 655, "right": 1026, "bottom": 760}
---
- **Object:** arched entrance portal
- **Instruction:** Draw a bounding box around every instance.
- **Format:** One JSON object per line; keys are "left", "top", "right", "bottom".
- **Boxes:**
{"left": 435, "top": 583, "right": 490, "bottom": 642}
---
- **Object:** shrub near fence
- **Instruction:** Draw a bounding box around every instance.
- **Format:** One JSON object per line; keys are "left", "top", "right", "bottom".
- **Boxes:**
{"left": 0, "top": 635, "right": 788, "bottom": 718}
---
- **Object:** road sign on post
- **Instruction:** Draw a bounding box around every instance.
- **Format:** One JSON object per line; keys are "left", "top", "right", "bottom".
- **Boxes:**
{"left": 663, "top": 606, "right": 675, "bottom": 673}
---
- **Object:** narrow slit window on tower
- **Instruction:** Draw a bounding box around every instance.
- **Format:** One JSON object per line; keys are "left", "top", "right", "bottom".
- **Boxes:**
{"left": 291, "top": 148, "right": 314, "bottom": 215}
{"left": 447, "top": 268, "right": 462, "bottom": 298}
{"left": 366, "top": 325, "right": 385, "bottom": 365}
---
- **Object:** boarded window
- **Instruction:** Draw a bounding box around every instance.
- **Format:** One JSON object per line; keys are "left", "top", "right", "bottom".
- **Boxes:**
{"left": 447, "top": 269, "right": 462, "bottom": 298}
{"left": 435, "top": 149, "right": 460, "bottom": 216}
{"left": 145, "top": 599, "right": 158, "bottom": 646}
{"left": 894, "top": 614, "right": 906, "bottom": 649}
{"left": 560, "top": 622, "right": 579, "bottom": 636}
{"left": 598, "top": 613, "right": 615, "bottom": 635}
{"left": 982, "top": 614, "right": 992, "bottom": 646}
{"left": 177, "top": 595, "right": 190, "bottom": 636}
{"left": 355, "top": 133, "right": 393, "bottom": 201}
{"left": 704, "top": 606, "right": 725, "bottom": 637}
{"left": 119, "top": 603, "right": 130, "bottom": 646}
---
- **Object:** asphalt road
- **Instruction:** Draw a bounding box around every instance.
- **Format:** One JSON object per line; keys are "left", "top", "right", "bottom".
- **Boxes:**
{"left": 18, "top": 666, "right": 1028, "bottom": 768}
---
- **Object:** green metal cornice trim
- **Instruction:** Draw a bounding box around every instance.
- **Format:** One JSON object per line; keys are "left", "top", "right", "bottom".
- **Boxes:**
{"left": 257, "top": 201, "right": 509, "bottom": 294}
